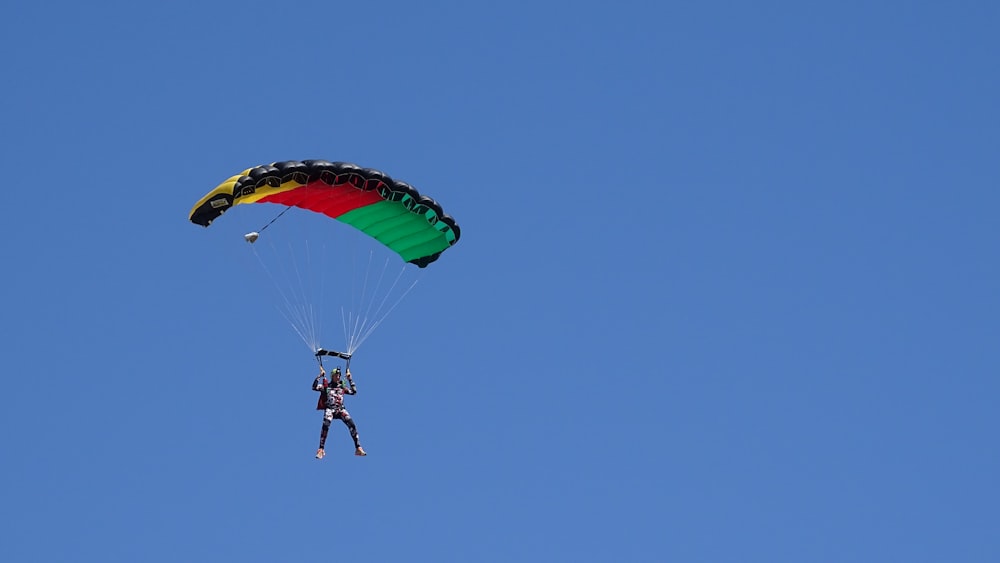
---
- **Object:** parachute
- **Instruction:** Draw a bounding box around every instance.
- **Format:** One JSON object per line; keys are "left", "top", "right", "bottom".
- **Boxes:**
{"left": 189, "top": 160, "right": 461, "bottom": 356}
{"left": 190, "top": 160, "right": 460, "bottom": 267}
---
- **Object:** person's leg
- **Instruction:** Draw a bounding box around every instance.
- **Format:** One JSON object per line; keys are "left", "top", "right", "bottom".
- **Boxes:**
{"left": 339, "top": 410, "right": 366, "bottom": 455}
{"left": 316, "top": 409, "right": 334, "bottom": 458}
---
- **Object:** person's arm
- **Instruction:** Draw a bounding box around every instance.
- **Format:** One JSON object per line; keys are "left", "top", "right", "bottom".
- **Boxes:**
{"left": 344, "top": 370, "right": 357, "bottom": 395}
{"left": 313, "top": 368, "right": 326, "bottom": 391}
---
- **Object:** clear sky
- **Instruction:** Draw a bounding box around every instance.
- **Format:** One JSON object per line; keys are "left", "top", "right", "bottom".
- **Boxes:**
{"left": 3, "top": 1, "right": 998, "bottom": 562}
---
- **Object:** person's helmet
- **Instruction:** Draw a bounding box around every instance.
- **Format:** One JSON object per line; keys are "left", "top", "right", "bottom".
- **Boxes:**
{"left": 331, "top": 367, "right": 341, "bottom": 376}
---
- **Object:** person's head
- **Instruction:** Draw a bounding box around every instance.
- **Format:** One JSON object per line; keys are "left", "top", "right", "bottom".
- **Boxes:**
{"left": 330, "top": 367, "right": 342, "bottom": 382}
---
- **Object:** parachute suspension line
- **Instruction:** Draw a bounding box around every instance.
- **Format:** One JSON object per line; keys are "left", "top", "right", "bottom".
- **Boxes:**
{"left": 251, "top": 243, "right": 313, "bottom": 349}
{"left": 338, "top": 251, "right": 421, "bottom": 355}
{"left": 339, "top": 245, "right": 364, "bottom": 354}
{"left": 345, "top": 233, "right": 364, "bottom": 349}
{"left": 245, "top": 203, "right": 424, "bottom": 359}
{"left": 242, "top": 201, "right": 324, "bottom": 352}
{"left": 284, "top": 236, "right": 322, "bottom": 351}
{"left": 346, "top": 250, "right": 377, "bottom": 353}
{"left": 352, "top": 266, "right": 420, "bottom": 353}
{"left": 354, "top": 254, "right": 390, "bottom": 347}
{"left": 252, "top": 245, "right": 313, "bottom": 350}
{"left": 312, "top": 237, "right": 328, "bottom": 355}
{"left": 249, "top": 240, "right": 319, "bottom": 353}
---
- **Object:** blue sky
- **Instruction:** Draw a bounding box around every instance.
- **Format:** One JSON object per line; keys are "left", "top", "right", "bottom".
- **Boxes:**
{"left": 2, "top": 1, "right": 998, "bottom": 561}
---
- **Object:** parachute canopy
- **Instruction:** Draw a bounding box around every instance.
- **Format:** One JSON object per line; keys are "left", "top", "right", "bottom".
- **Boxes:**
{"left": 189, "top": 160, "right": 461, "bottom": 267}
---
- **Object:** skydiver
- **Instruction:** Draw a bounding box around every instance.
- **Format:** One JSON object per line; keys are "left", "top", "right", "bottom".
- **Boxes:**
{"left": 313, "top": 366, "right": 367, "bottom": 459}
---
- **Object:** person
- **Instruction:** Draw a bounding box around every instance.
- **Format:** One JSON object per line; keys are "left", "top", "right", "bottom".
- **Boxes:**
{"left": 313, "top": 366, "right": 367, "bottom": 459}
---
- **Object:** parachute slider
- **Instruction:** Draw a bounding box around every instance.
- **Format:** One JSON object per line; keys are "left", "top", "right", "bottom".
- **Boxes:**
{"left": 244, "top": 232, "right": 259, "bottom": 243}
{"left": 315, "top": 348, "right": 352, "bottom": 360}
